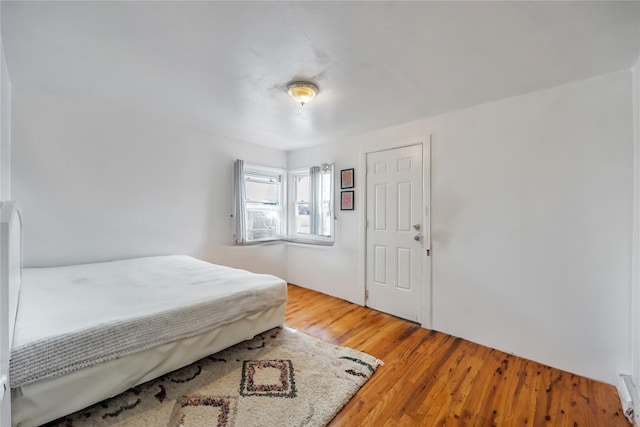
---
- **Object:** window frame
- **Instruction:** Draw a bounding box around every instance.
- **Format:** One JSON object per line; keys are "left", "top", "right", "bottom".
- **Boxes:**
{"left": 241, "top": 163, "right": 286, "bottom": 243}
{"left": 287, "top": 165, "right": 335, "bottom": 245}
{"left": 235, "top": 161, "right": 335, "bottom": 246}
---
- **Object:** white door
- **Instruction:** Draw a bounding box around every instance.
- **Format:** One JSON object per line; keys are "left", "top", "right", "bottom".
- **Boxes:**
{"left": 366, "top": 144, "right": 424, "bottom": 323}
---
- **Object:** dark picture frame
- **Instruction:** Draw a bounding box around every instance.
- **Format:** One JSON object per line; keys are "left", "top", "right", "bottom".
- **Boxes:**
{"left": 340, "top": 168, "right": 354, "bottom": 189}
{"left": 341, "top": 191, "right": 354, "bottom": 210}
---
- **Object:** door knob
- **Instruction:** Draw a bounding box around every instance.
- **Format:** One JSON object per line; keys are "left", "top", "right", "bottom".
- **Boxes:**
{"left": 414, "top": 235, "right": 421, "bottom": 241}
{"left": 413, "top": 224, "right": 421, "bottom": 230}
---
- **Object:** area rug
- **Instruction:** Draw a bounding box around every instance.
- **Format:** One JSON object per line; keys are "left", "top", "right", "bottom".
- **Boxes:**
{"left": 43, "top": 327, "right": 383, "bottom": 427}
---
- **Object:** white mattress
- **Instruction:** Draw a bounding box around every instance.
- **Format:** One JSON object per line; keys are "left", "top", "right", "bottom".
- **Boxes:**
{"left": 10, "top": 255, "right": 287, "bottom": 388}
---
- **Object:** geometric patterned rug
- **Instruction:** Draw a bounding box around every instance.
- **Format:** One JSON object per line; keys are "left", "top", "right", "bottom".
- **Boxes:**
{"left": 43, "top": 326, "right": 383, "bottom": 427}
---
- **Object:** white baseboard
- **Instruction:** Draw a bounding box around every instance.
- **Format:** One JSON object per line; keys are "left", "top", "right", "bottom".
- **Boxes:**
{"left": 618, "top": 374, "right": 640, "bottom": 425}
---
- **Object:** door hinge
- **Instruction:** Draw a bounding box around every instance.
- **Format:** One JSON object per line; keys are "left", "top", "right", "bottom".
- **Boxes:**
{"left": 365, "top": 289, "right": 369, "bottom": 301}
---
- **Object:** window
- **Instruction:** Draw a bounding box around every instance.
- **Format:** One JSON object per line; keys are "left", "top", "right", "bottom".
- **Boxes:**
{"left": 244, "top": 167, "right": 284, "bottom": 241}
{"left": 234, "top": 161, "right": 284, "bottom": 243}
{"left": 289, "top": 165, "right": 333, "bottom": 241}
{"left": 233, "top": 160, "right": 334, "bottom": 245}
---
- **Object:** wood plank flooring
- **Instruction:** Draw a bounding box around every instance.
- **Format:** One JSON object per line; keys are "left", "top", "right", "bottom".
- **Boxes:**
{"left": 285, "top": 284, "right": 629, "bottom": 427}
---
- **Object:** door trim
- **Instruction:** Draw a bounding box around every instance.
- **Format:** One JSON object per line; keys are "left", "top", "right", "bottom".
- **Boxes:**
{"left": 360, "top": 135, "right": 432, "bottom": 328}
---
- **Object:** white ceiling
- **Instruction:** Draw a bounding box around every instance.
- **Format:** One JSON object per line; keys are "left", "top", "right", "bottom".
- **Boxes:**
{"left": 2, "top": 1, "right": 639, "bottom": 151}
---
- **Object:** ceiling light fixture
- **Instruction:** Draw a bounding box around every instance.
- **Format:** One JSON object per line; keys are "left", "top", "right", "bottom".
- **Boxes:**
{"left": 287, "top": 81, "right": 318, "bottom": 106}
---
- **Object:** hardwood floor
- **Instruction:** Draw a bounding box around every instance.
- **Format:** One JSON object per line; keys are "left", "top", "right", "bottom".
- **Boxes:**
{"left": 285, "top": 284, "right": 629, "bottom": 427}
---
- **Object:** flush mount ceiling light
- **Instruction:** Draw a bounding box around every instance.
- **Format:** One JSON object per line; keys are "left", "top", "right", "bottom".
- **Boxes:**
{"left": 287, "top": 81, "right": 318, "bottom": 106}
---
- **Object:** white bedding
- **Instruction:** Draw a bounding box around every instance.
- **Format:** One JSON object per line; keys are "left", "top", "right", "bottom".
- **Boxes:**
{"left": 10, "top": 255, "right": 287, "bottom": 388}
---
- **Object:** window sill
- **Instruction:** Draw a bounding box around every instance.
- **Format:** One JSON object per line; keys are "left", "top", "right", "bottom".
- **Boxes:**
{"left": 236, "top": 238, "right": 334, "bottom": 247}
{"left": 235, "top": 239, "right": 283, "bottom": 246}
{"left": 284, "top": 238, "right": 334, "bottom": 247}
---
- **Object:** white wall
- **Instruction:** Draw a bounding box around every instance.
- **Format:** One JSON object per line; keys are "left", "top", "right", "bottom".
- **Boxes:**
{"left": 0, "top": 22, "right": 12, "bottom": 427}
{"left": 288, "top": 142, "right": 365, "bottom": 304}
{"left": 288, "top": 71, "right": 633, "bottom": 385}
{"left": 12, "top": 88, "right": 287, "bottom": 277}
{"left": 0, "top": 39, "right": 10, "bottom": 201}
{"left": 632, "top": 51, "right": 640, "bottom": 405}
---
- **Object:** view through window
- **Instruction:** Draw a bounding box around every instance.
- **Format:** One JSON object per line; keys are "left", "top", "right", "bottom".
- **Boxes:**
{"left": 234, "top": 160, "right": 334, "bottom": 244}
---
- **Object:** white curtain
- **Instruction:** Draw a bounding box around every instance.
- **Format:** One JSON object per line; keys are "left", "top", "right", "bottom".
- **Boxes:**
{"left": 309, "top": 164, "right": 334, "bottom": 236}
{"left": 309, "top": 166, "right": 321, "bottom": 235}
{"left": 233, "top": 159, "right": 247, "bottom": 244}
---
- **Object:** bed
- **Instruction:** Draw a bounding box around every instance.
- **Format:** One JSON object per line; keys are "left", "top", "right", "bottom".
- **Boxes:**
{"left": 0, "top": 202, "right": 288, "bottom": 427}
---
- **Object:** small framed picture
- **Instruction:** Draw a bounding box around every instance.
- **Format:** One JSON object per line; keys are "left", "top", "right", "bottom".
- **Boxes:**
{"left": 341, "top": 191, "right": 354, "bottom": 210}
{"left": 340, "top": 168, "right": 354, "bottom": 189}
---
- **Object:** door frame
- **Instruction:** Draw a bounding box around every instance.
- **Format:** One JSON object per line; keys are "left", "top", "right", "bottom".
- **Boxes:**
{"left": 359, "top": 135, "right": 432, "bottom": 328}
